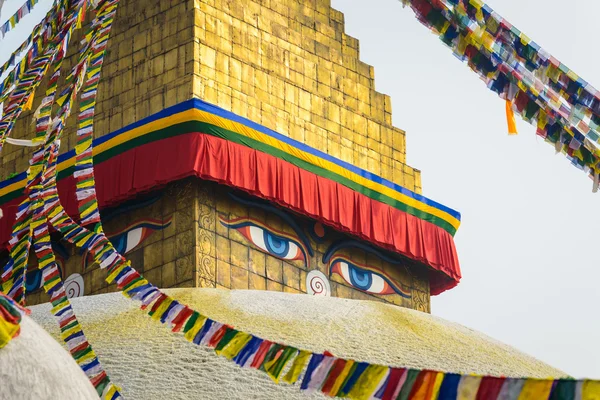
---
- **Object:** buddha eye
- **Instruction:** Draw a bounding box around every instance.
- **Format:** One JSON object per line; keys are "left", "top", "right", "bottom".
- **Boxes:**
{"left": 329, "top": 257, "right": 411, "bottom": 298}
{"left": 82, "top": 218, "right": 172, "bottom": 269}
{"left": 112, "top": 227, "right": 145, "bottom": 254}
{"left": 111, "top": 218, "right": 172, "bottom": 253}
{"left": 219, "top": 216, "right": 308, "bottom": 265}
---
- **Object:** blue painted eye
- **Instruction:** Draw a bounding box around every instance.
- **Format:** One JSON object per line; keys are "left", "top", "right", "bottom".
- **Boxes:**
{"left": 264, "top": 231, "right": 289, "bottom": 257}
{"left": 245, "top": 226, "right": 302, "bottom": 261}
{"left": 330, "top": 258, "right": 404, "bottom": 296}
{"left": 349, "top": 266, "right": 372, "bottom": 290}
{"left": 334, "top": 260, "right": 386, "bottom": 293}
{"left": 83, "top": 218, "right": 172, "bottom": 270}
{"left": 219, "top": 216, "right": 307, "bottom": 264}
{"left": 110, "top": 228, "right": 144, "bottom": 254}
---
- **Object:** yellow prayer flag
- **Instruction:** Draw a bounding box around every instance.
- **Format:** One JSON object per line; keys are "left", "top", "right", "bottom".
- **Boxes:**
{"left": 60, "top": 325, "right": 82, "bottom": 341}
{"left": 1, "top": 280, "right": 14, "bottom": 297}
{"left": 506, "top": 100, "right": 518, "bottom": 135}
{"left": 431, "top": 372, "right": 445, "bottom": 399}
{"left": 75, "top": 141, "right": 91, "bottom": 155}
{"left": 183, "top": 315, "right": 207, "bottom": 342}
{"left": 0, "top": 318, "right": 20, "bottom": 348}
{"left": 76, "top": 348, "right": 98, "bottom": 365}
{"left": 583, "top": 380, "right": 600, "bottom": 400}
{"left": 283, "top": 350, "right": 311, "bottom": 385}
{"left": 217, "top": 332, "right": 252, "bottom": 359}
{"left": 151, "top": 297, "right": 173, "bottom": 321}
{"left": 56, "top": 93, "right": 69, "bottom": 107}
{"left": 329, "top": 360, "right": 355, "bottom": 396}
{"left": 537, "top": 110, "right": 548, "bottom": 131}
{"left": 22, "top": 94, "right": 35, "bottom": 111}
{"left": 518, "top": 379, "right": 554, "bottom": 400}
{"left": 81, "top": 204, "right": 98, "bottom": 219}
{"left": 347, "top": 365, "right": 389, "bottom": 400}
{"left": 122, "top": 279, "right": 147, "bottom": 294}
{"left": 75, "top": 233, "right": 94, "bottom": 247}
{"left": 102, "top": 384, "right": 118, "bottom": 400}
{"left": 106, "top": 263, "right": 128, "bottom": 283}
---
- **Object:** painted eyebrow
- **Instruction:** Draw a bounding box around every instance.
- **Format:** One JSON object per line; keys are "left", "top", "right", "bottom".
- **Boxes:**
{"left": 227, "top": 192, "right": 314, "bottom": 256}
{"left": 322, "top": 240, "right": 403, "bottom": 265}
{"left": 107, "top": 219, "right": 172, "bottom": 237}
{"left": 101, "top": 194, "right": 162, "bottom": 222}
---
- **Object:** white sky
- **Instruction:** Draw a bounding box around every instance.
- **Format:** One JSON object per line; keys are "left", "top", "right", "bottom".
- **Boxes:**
{"left": 2, "top": 0, "right": 599, "bottom": 379}
{"left": 331, "top": 0, "right": 600, "bottom": 379}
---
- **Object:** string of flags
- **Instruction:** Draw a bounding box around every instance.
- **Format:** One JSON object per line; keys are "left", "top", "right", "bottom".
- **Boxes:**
{"left": 401, "top": 0, "right": 600, "bottom": 191}
{"left": 0, "top": 0, "right": 41, "bottom": 38}
{"left": 1, "top": 0, "right": 122, "bottom": 398}
{"left": 73, "top": 0, "right": 116, "bottom": 227}
{"left": 0, "top": 0, "right": 74, "bottom": 150}
{"left": 0, "top": 0, "right": 62, "bottom": 103}
{"left": 105, "top": 263, "right": 600, "bottom": 399}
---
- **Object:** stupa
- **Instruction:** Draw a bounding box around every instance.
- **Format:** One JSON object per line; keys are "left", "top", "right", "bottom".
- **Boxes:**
{"left": 1, "top": 0, "right": 598, "bottom": 399}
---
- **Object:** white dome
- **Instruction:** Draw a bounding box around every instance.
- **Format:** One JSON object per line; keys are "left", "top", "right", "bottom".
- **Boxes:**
{"left": 28, "top": 289, "right": 564, "bottom": 399}
{"left": 0, "top": 315, "right": 99, "bottom": 400}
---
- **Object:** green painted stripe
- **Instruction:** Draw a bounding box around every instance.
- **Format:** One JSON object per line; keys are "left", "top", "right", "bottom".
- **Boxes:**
{"left": 0, "top": 187, "right": 25, "bottom": 205}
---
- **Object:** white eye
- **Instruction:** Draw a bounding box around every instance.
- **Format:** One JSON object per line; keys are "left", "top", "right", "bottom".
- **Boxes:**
{"left": 281, "top": 242, "right": 300, "bottom": 260}
{"left": 125, "top": 228, "right": 143, "bottom": 253}
{"left": 336, "top": 261, "right": 386, "bottom": 294}
{"left": 247, "top": 226, "right": 299, "bottom": 259}
{"left": 248, "top": 226, "right": 267, "bottom": 250}
{"left": 338, "top": 261, "right": 351, "bottom": 282}
{"left": 366, "top": 274, "right": 386, "bottom": 293}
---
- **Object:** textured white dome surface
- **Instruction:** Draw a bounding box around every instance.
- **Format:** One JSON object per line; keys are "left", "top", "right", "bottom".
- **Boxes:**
{"left": 28, "top": 289, "right": 564, "bottom": 399}
{"left": 0, "top": 315, "right": 99, "bottom": 400}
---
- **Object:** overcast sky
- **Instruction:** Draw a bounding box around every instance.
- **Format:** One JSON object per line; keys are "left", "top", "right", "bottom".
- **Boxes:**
{"left": 2, "top": 0, "right": 598, "bottom": 379}
{"left": 331, "top": 0, "right": 600, "bottom": 379}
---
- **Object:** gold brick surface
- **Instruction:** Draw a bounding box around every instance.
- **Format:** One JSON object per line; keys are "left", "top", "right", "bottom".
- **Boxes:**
{"left": 11, "top": 0, "right": 432, "bottom": 312}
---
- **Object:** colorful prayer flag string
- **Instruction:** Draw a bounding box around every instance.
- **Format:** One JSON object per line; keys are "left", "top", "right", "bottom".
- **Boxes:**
{"left": 0, "top": 0, "right": 62, "bottom": 99}
{"left": 103, "top": 261, "right": 600, "bottom": 400}
{"left": 73, "top": 0, "right": 118, "bottom": 226}
{"left": 1, "top": 1, "right": 122, "bottom": 398}
{"left": 0, "top": 0, "right": 81, "bottom": 151}
{"left": 0, "top": 0, "right": 42, "bottom": 39}
{"left": 400, "top": 0, "right": 600, "bottom": 191}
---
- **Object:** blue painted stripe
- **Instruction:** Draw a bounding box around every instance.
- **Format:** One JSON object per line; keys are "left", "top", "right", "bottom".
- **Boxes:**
{"left": 0, "top": 172, "right": 26, "bottom": 189}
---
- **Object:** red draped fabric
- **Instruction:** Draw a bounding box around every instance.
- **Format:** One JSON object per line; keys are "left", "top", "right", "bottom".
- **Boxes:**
{"left": 0, "top": 133, "right": 461, "bottom": 294}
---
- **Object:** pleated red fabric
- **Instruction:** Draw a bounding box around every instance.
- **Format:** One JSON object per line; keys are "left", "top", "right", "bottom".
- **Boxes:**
{"left": 0, "top": 133, "right": 461, "bottom": 294}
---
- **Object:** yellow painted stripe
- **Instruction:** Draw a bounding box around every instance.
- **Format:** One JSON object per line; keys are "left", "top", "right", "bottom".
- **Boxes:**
{"left": 0, "top": 180, "right": 25, "bottom": 197}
